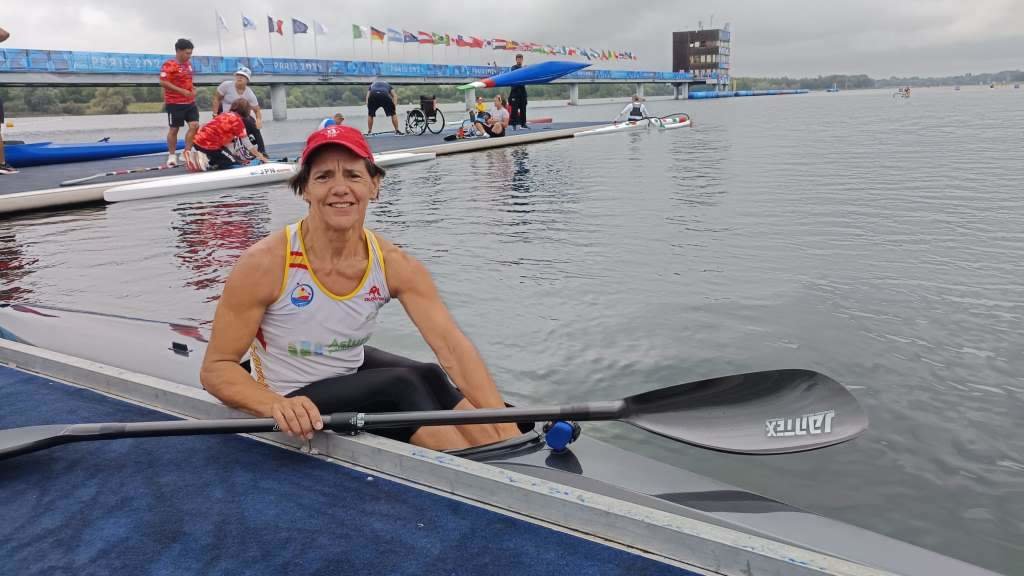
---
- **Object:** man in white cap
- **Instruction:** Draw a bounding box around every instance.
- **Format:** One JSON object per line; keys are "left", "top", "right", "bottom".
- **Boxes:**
{"left": 213, "top": 66, "right": 265, "bottom": 154}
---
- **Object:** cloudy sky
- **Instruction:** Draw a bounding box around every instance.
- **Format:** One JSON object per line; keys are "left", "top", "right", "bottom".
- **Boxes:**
{"left": 3, "top": 0, "right": 1022, "bottom": 77}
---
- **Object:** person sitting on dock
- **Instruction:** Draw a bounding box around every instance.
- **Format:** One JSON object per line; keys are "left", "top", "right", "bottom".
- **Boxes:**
{"left": 200, "top": 125, "right": 520, "bottom": 450}
{"left": 183, "top": 100, "right": 269, "bottom": 172}
{"left": 473, "top": 94, "right": 510, "bottom": 138}
{"left": 614, "top": 95, "right": 649, "bottom": 123}
{"left": 473, "top": 96, "right": 488, "bottom": 122}
{"left": 319, "top": 113, "right": 346, "bottom": 130}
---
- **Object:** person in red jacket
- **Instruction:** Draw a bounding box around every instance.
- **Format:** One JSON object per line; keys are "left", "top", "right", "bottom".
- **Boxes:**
{"left": 184, "top": 100, "right": 269, "bottom": 172}
{"left": 160, "top": 38, "right": 199, "bottom": 167}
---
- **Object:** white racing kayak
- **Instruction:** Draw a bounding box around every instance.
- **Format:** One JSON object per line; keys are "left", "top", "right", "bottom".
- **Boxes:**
{"left": 575, "top": 114, "right": 692, "bottom": 138}
{"left": 103, "top": 152, "right": 435, "bottom": 203}
{"left": 0, "top": 301, "right": 1002, "bottom": 576}
{"left": 573, "top": 119, "right": 651, "bottom": 138}
{"left": 103, "top": 162, "right": 295, "bottom": 203}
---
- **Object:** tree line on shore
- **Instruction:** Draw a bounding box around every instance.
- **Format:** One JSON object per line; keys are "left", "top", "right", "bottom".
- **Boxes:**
{"left": 3, "top": 69, "right": 1020, "bottom": 117}
{"left": 734, "top": 70, "right": 1024, "bottom": 91}
{"left": 0, "top": 83, "right": 674, "bottom": 117}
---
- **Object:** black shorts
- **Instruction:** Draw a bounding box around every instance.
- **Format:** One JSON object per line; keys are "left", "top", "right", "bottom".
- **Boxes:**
{"left": 0, "top": 96, "right": 5, "bottom": 124}
{"left": 165, "top": 103, "right": 199, "bottom": 127}
{"left": 194, "top": 144, "right": 237, "bottom": 170}
{"left": 483, "top": 123, "right": 505, "bottom": 137}
{"left": 367, "top": 92, "right": 395, "bottom": 117}
{"left": 286, "top": 346, "right": 465, "bottom": 443}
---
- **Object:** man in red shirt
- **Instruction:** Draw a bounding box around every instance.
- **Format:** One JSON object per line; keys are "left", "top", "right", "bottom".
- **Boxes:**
{"left": 184, "top": 100, "right": 269, "bottom": 172}
{"left": 160, "top": 38, "right": 199, "bottom": 167}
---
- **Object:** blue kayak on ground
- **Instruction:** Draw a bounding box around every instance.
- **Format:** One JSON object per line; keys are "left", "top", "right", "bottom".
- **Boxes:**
{"left": 6, "top": 139, "right": 185, "bottom": 168}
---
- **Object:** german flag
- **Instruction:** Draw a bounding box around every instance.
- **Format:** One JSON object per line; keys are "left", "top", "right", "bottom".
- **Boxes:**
{"left": 370, "top": 27, "right": 385, "bottom": 42}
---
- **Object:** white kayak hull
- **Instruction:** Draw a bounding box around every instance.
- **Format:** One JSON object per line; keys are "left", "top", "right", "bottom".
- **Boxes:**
{"left": 103, "top": 162, "right": 296, "bottom": 203}
{"left": 0, "top": 301, "right": 1001, "bottom": 576}
{"left": 573, "top": 120, "right": 650, "bottom": 138}
{"left": 0, "top": 303, "right": 209, "bottom": 387}
{"left": 103, "top": 152, "right": 435, "bottom": 203}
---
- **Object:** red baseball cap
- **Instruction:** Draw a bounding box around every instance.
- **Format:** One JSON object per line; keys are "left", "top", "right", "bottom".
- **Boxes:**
{"left": 300, "top": 125, "right": 375, "bottom": 166}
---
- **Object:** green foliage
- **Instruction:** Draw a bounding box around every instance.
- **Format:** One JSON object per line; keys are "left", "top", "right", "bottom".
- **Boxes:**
{"left": 86, "top": 87, "right": 135, "bottom": 114}
{"left": 24, "top": 88, "right": 61, "bottom": 113}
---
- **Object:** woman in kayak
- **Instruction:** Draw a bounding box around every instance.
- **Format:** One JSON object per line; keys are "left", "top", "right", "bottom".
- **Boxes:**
{"left": 184, "top": 100, "right": 269, "bottom": 172}
{"left": 614, "top": 95, "right": 649, "bottom": 123}
{"left": 200, "top": 125, "right": 520, "bottom": 449}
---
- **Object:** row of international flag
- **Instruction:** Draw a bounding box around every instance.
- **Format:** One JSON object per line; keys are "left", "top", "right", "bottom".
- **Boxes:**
{"left": 351, "top": 26, "right": 638, "bottom": 61}
{"left": 220, "top": 12, "right": 638, "bottom": 61}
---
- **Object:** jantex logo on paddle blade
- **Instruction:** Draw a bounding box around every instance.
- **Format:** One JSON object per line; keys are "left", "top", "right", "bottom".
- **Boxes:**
{"left": 765, "top": 410, "right": 835, "bottom": 438}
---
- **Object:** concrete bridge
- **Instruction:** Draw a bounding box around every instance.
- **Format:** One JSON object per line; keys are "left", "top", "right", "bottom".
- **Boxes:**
{"left": 0, "top": 48, "right": 727, "bottom": 119}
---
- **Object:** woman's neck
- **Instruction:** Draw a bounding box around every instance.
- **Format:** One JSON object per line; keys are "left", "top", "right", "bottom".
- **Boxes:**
{"left": 301, "top": 216, "right": 365, "bottom": 262}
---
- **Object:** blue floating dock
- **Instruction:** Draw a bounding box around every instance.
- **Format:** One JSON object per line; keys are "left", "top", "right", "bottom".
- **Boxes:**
{"left": 0, "top": 364, "right": 698, "bottom": 576}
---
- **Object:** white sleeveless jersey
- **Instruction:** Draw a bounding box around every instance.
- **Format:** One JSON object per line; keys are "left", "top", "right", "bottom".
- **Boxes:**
{"left": 250, "top": 221, "right": 391, "bottom": 395}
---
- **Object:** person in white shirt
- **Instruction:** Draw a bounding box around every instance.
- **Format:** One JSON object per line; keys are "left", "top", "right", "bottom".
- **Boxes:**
{"left": 212, "top": 67, "right": 265, "bottom": 153}
{"left": 473, "top": 94, "right": 510, "bottom": 138}
{"left": 614, "top": 95, "right": 649, "bottom": 123}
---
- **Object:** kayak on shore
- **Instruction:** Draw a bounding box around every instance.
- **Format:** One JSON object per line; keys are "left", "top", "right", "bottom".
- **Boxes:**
{"left": 6, "top": 139, "right": 186, "bottom": 168}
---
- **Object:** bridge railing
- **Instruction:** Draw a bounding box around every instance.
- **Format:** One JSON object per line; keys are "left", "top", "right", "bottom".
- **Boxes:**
{"left": 0, "top": 48, "right": 698, "bottom": 82}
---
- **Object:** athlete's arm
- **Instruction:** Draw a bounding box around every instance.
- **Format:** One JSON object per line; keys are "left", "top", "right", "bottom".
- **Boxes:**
{"left": 200, "top": 233, "right": 323, "bottom": 438}
{"left": 380, "top": 238, "right": 508, "bottom": 411}
{"left": 253, "top": 104, "right": 263, "bottom": 129}
{"left": 211, "top": 87, "right": 224, "bottom": 116}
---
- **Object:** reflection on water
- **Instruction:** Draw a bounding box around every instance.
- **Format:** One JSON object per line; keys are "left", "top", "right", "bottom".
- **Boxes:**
{"left": 1, "top": 90, "right": 1023, "bottom": 573}
{"left": 0, "top": 231, "right": 37, "bottom": 301}
{"left": 171, "top": 194, "right": 272, "bottom": 300}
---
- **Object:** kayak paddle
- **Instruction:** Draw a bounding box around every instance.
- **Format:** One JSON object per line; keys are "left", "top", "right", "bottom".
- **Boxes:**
{"left": 0, "top": 369, "right": 866, "bottom": 460}
{"left": 60, "top": 163, "right": 183, "bottom": 186}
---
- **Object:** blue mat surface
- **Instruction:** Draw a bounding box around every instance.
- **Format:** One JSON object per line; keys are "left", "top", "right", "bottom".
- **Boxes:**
{"left": 0, "top": 366, "right": 698, "bottom": 576}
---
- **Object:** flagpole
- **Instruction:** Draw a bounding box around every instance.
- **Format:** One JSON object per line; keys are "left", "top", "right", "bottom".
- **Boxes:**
{"left": 215, "top": 11, "right": 224, "bottom": 57}
{"left": 268, "top": 17, "right": 274, "bottom": 59}
{"left": 292, "top": 28, "right": 297, "bottom": 58}
{"left": 313, "top": 21, "right": 319, "bottom": 60}
{"left": 242, "top": 13, "right": 250, "bottom": 60}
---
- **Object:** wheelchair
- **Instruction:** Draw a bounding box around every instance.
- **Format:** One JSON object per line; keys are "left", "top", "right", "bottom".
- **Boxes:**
{"left": 405, "top": 95, "right": 446, "bottom": 135}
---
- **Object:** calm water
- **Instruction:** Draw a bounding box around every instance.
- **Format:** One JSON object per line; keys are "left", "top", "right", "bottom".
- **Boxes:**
{"left": 2, "top": 88, "right": 1023, "bottom": 573}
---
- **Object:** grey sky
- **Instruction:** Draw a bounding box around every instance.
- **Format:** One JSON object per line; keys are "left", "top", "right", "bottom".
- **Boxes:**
{"left": 3, "top": 0, "right": 1022, "bottom": 77}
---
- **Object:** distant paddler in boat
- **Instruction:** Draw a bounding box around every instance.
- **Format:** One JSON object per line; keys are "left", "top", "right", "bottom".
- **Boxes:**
{"left": 200, "top": 125, "right": 520, "bottom": 450}
{"left": 614, "top": 95, "right": 651, "bottom": 124}
{"left": 182, "top": 100, "right": 270, "bottom": 172}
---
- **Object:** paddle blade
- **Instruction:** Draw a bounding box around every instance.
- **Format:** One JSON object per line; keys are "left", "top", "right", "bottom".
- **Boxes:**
{"left": 0, "top": 424, "right": 77, "bottom": 460}
{"left": 623, "top": 369, "right": 867, "bottom": 454}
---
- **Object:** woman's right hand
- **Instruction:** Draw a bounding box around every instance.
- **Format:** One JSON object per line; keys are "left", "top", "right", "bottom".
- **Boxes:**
{"left": 269, "top": 396, "right": 323, "bottom": 440}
